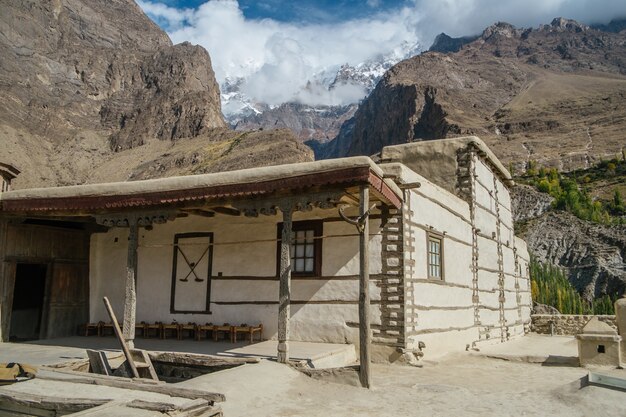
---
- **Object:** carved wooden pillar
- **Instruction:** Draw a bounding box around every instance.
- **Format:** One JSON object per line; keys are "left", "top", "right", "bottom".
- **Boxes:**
{"left": 359, "top": 185, "right": 371, "bottom": 388}
{"left": 123, "top": 221, "right": 138, "bottom": 348}
{"left": 0, "top": 219, "right": 8, "bottom": 342}
{"left": 277, "top": 205, "right": 293, "bottom": 363}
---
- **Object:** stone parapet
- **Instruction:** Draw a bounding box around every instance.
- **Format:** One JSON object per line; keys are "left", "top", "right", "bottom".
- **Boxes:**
{"left": 531, "top": 314, "right": 616, "bottom": 335}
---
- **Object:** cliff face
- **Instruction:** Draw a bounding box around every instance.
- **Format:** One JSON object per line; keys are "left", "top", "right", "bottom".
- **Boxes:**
{"left": 518, "top": 211, "right": 626, "bottom": 300}
{"left": 0, "top": 0, "right": 310, "bottom": 188}
{"left": 322, "top": 19, "right": 626, "bottom": 172}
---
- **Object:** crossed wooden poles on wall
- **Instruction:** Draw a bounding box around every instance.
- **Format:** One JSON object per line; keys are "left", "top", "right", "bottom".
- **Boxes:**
{"left": 176, "top": 244, "right": 209, "bottom": 283}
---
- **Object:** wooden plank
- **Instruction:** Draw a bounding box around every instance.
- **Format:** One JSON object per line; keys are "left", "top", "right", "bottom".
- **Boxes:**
{"left": 103, "top": 296, "right": 140, "bottom": 379}
{"left": 277, "top": 205, "right": 292, "bottom": 364}
{"left": 588, "top": 372, "right": 626, "bottom": 391}
{"left": 123, "top": 222, "right": 138, "bottom": 346}
{"left": 358, "top": 185, "right": 371, "bottom": 389}
{"left": 148, "top": 351, "right": 259, "bottom": 367}
{"left": 0, "top": 392, "right": 109, "bottom": 415}
{"left": 87, "top": 350, "right": 113, "bottom": 376}
{"left": 36, "top": 370, "right": 225, "bottom": 403}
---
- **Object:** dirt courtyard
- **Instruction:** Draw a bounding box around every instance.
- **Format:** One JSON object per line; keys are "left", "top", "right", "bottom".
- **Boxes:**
{"left": 182, "top": 352, "right": 625, "bottom": 416}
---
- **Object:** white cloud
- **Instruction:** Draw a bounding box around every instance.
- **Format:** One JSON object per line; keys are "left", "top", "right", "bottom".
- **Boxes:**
{"left": 138, "top": 0, "right": 625, "bottom": 109}
{"left": 138, "top": 0, "right": 420, "bottom": 108}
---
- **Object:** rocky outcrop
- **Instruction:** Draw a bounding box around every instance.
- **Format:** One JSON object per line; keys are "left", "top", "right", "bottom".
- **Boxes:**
{"left": 428, "top": 33, "right": 479, "bottom": 53}
{"left": 0, "top": 0, "right": 310, "bottom": 188}
{"left": 519, "top": 212, "right": 626, "bottom": 300}
{"left": 321, "top": 18, "right": 626, "bottom": 173}
{"left": 511, "top": 185, "right": 554, "bottom": 222}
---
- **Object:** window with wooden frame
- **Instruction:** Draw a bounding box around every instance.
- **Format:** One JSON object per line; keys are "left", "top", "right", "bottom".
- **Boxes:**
{"left": 427, "top": 232, "right": 444, "bottom": 280}
{"left": 277, "top": 220, "right": 322, "bottom": 277}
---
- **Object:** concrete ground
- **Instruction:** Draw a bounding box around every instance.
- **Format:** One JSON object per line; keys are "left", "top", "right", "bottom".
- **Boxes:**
{"left": 2, "top": 334, "right": 626, "bottom": 416}
{"left": 472, "top": 333, "right": 579, "bottom": 364}
{"left": 183, "top": 351, "right": 626, "bottom": 416}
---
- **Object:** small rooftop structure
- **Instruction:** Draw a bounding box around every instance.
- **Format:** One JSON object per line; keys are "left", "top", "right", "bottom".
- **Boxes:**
{"left": 576, "top": 317, "right": 622, "bottom": 368}
{"left": 380, "top": 136, "right": 513, "bottom": 197}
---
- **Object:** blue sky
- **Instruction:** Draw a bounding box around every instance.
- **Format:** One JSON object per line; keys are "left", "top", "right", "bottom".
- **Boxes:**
{"left": 149, "top": 0, "right": 410, "bottom": 23}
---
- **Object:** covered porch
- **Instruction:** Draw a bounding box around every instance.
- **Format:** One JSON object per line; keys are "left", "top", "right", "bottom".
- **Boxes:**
{"left": 0, "top": 157, "right": 402, "bottom": 387}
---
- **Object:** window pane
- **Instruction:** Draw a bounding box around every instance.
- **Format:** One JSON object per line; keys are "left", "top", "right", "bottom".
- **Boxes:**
{"left": 295, "top": 258, "right": 305, "bottom": 271}
{"left": 296, "top": 231, "right": 305, "bottom": 241}
{"left": 296, "top": 244, "right": 305, "bottom": 257}
{"left": 305, "top": 258, "right": 314, "bottom": 272}
{"left": 305, "top": 230, "right": 314, "bottom": 243}
{"left": 305, "top": 244, "right": 314, "bottom": 257}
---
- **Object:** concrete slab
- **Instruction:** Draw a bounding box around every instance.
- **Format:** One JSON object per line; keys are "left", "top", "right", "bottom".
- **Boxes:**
{"left": 0, "top": 336, "right": 356, "bottom": 368}
{"left": 221, "top": 340, "right": 357, "bottom": 368}
{"left": 471, "top": 334, "right": 579, "bottom": 365}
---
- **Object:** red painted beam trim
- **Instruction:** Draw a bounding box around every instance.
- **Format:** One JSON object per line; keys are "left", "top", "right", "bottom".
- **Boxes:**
{"left": 2, "top": 166, "right": 373, "bottom": 213}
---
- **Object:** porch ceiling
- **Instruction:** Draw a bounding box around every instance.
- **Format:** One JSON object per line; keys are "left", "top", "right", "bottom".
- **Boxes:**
{"left": 0, "top": 157, "right": 402, "bottom": 216}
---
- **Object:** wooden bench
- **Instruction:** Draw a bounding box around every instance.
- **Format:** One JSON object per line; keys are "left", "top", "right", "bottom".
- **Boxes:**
{"left": 233, "top": 324, "right": 263, "bottom": 343}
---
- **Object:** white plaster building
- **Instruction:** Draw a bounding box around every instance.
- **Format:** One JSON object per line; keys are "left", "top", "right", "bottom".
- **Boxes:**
{"left": 0, "top": 137, "right": 531, "bottom": 363}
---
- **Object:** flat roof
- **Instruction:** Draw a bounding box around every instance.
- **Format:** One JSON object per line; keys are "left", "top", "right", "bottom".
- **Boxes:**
{"left": 381, "top": 136, "right": 513, "bottom": 184}
{"left": 0, "top": 157, "right": 402, "bottom": 213}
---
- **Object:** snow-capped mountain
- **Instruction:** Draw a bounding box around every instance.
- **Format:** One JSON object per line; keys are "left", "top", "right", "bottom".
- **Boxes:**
{"left": 221, "top": 40, "right": 422, "bottom": 141}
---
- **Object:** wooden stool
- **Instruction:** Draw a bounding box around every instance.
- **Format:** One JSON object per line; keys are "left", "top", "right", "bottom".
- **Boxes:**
{"left": 178, "top": 322, "right": 196, "bottom": 340}
{"left": 145, "top": 322, "right": 162, "bottom": 338}
{"left": 135, "top": 322, "right": 148, "bottom": 338}
{"left": 84, "top": 322, "right": 101, "bottom": 337}
{"left": 195, "top": 323, "right": 215, "bottom": 341}
{"left": 213, "top": 323, "right": 234, "bottom": 342}
{"left": 100, "top": 322, "right": 115, "bottom": 337}
{"left": 161, "top": 322, "right": 179, "bottom": 339}
{"left": 233, "top": 324, "right": 263, "bottom": 343}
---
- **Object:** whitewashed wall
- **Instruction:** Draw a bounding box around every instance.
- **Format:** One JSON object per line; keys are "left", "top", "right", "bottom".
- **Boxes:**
{"left": 402, "top": 170, "right": 479, "bottom": 355}
{"left": 89, "top": 208, "right": 383, "bottom": 345}
{"left": 401, "top": 155, "right": 531, "bottom": 357}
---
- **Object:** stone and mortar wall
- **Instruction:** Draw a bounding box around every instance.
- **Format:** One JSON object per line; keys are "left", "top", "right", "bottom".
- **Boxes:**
{"left": 372, "top": 208, "right": 405, "bottom": 352}
{"left": 531, "top": 314, "right": 617, "bottom": 335}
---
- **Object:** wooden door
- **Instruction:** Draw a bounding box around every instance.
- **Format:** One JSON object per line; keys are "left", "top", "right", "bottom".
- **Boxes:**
{"left": 43, "top": 262, "right": 89, "bottom": 339}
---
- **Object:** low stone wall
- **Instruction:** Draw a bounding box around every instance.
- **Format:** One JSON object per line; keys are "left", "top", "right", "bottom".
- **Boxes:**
{"left": 531, "top": 314, "right": 617, "bottom": 335}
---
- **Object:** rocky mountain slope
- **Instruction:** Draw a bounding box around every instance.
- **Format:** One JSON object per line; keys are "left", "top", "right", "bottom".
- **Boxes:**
{"left": 320, "top": 18, "right": 626, "bottom": 172}
{"left": 513, "top": 184, "right": 626, "bottom": 300}
{"left": 0, "top": 0, "right": 311, "bottom": 189}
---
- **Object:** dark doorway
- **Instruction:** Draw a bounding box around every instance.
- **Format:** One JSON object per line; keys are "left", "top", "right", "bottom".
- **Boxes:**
{"left": 9, "top": 263, "right": 47, "bottom": 341}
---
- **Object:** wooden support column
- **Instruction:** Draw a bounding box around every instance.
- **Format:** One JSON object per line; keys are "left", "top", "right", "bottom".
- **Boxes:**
{"left": 277, "top": 205, "right": 293, "bottom": 364}
{"left": 122, "top": 221, "right": 138, "bottom": 348}
{"left": 358, "top": 185, "right": 371, "bottom": 388}
{"left": 0, "top": 219, "right": 8, "bottom": 342}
